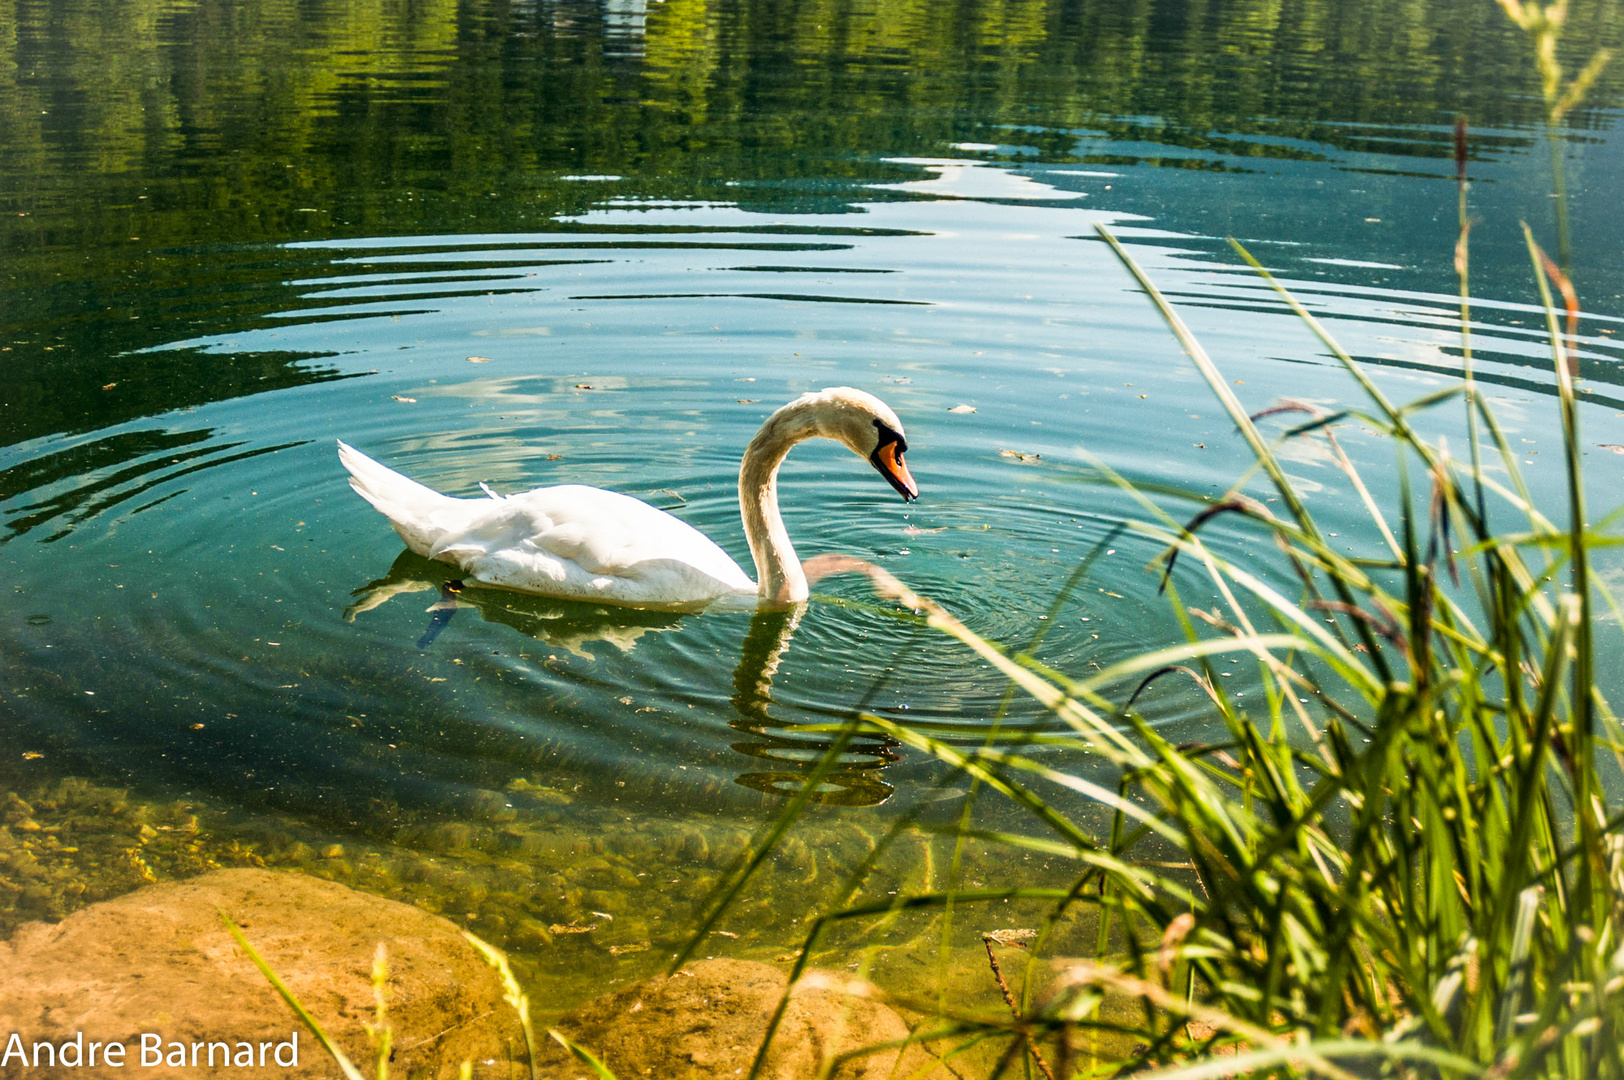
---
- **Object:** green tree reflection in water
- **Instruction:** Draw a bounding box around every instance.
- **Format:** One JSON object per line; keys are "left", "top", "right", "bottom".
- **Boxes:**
{"left": 4, "top": 0, "right": 1620, "bottom": 252}
{"left": 0, "top": 0, "right": 1619, "bottom": 443}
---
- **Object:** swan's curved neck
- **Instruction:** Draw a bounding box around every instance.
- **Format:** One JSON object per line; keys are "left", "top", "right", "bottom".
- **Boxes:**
{"left": 739, "top": 403, "right": 824, "bottom": 605}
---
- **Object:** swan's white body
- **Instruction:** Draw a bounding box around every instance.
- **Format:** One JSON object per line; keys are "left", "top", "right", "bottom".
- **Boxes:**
{"left": 337, "top": 448, "right": 754, "bottom": 605}
{"left": 338, "top": 387, "right": 916, "bottom": 609}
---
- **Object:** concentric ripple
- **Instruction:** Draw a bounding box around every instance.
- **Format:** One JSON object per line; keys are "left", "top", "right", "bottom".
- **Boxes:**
{"left": 7, "top": 165, "right": 1624, "bottom": 822}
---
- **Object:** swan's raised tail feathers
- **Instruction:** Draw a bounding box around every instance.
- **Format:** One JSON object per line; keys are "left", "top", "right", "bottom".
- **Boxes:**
{"left": 337, "top": 440, "right": 464, "bottom": 557}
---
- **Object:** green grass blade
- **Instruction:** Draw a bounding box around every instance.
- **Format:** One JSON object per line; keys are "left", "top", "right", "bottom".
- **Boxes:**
{"left": 547, "top": 1029, "right": 620, "bottom": 1079}
{"left": 219, "top": 911, "right": 367, "bottom": 1080}
{"left": 462, "top": 931, "right": 539, "bottom": 1080}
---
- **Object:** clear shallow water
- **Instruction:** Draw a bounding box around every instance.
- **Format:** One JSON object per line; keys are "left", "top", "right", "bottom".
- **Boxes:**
{"left": 4, "top": 0, "right": 1624, "bottom": 991}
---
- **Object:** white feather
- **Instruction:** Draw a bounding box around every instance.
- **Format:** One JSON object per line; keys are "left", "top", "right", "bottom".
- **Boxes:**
{"left": 336, "top": 441, "right": 754, "bottom": 607}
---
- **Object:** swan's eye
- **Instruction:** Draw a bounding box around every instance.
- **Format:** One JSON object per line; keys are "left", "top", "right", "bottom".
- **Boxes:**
{"left": 873, "top": 419, "right": 906, "bottom": 455}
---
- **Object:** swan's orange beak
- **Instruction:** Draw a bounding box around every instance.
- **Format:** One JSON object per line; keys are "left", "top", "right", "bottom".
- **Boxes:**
{"left": 872, "top": 441, "right": 918, "bottom": 502}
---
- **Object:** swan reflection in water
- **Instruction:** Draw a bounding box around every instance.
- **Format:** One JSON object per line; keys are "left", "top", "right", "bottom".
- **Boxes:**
{"left": 346, "top": 549, "right": 688, "bottom": 657}
{"left": 727, "top": 603, "right": 905, "bottom": 807}
{"left": 344, "top": 551, "right": 906, "bottom": 805}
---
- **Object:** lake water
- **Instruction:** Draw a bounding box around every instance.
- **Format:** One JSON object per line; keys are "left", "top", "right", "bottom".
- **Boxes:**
{"left": 3, "top": 0, "right": 1624, "bottom": 1005}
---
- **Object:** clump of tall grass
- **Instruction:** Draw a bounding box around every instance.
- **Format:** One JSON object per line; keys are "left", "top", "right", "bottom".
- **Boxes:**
{"left": 679, "top": 218, "right": 1624, "bottom": 1077}
{"left": 663, "top": 41, "right": 1624, "bottom": 1066}
{"left": 1063, "top": 222, "right": 1624, "bottom": 1076}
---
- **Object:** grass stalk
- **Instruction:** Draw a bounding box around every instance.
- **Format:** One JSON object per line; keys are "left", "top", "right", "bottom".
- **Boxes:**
{"left": 1493, "top": 0, "right": 1613, "bottom": 269}
{"left": 368, "top": 944, "right": 392, "bottom": 1080}
{"left": 676, "top": 83, "right": 1624, "bottom": 1080}
{"left": 219, "top": 912, "right": 367, "bottom": 1080}
{"left": 462, "top": 931, "right": 539, "bottom": 1080}
{"left": 547, "top": 1029, "right": 620, "bottom": 1080}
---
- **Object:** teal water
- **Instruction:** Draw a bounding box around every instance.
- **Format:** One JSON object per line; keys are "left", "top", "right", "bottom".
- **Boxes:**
{"left": 4, "top": 0, "right": 1624, "bottom": 994}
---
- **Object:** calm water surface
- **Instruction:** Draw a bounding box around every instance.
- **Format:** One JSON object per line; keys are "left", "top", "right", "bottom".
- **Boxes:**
{"left": 3, "top": 0, "right": 1624, "bottom": 997}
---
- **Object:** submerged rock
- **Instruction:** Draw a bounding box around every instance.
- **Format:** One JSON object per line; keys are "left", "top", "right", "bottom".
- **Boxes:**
{"left": 540, "top": 957, "right": 950, "bottom": 1079}
{"left": 0, "top": 868, "right": 524, "bottom": 1078}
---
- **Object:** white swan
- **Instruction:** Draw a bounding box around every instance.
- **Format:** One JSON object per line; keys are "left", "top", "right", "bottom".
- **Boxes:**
{"left": 337, "top": 387, "right": 918, "bottom": 609}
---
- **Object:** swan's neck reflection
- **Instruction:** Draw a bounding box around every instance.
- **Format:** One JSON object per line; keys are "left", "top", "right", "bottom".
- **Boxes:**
{"left": 729, "top": 605, "right": 803, "bottom": 721}
{"left": 728, "top": 606, "right": 899, "bottom": 807}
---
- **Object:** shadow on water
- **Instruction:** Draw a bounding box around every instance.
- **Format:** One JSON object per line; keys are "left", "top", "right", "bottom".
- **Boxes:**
{"left": 3, "top": 0, "right": 1621, "bottom": 464}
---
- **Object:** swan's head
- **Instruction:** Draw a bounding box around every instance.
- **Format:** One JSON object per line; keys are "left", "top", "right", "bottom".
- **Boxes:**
{"left": 798, "top": 387, "right": 919, "bottom": 502}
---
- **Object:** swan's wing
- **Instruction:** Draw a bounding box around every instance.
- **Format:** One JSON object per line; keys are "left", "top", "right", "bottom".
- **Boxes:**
{"left": 428, "top": 485, "right": 755, "bottom": 605}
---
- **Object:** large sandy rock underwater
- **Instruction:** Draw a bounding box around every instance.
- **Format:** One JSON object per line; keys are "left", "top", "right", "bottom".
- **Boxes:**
{"left": 0, "top": 868, "right": 524, "bottom": 1078}
{"left": 540, "top": 956, "right": 954, "bottom": 1079}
